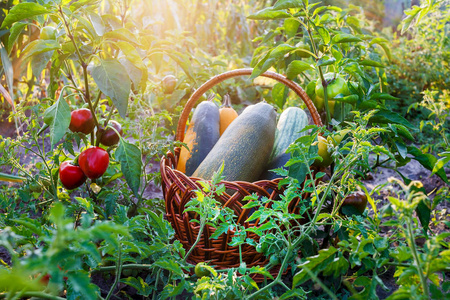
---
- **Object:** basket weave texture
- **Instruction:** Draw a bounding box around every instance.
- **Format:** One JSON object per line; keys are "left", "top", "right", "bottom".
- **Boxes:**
{"left": 160, "top": 68, "right": 322, "bottom": 277}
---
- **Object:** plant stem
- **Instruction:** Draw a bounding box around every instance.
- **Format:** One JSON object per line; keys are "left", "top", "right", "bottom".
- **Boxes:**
{"left": 303, "top": 266, "right": 338, "bottom": 300}
{"left": 152, "top": 268, "right": 162, "bottom": 300}
{"left": 183, "top": 219, "right": 206, "bottom": 262}
{"left": 407, "top": 217, "right": 430, "bottom": 298}
{"left": 105, "top": 244, "right": 122, "bottom": 300}
{"left": 93, "top": 264, "right": 153, "bottom": 273}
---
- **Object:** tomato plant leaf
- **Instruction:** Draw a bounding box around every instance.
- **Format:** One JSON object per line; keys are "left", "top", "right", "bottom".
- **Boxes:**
{"left": 293, "top": 246, "right": 338, "bottom": 287}
{"left": 154, "top": 258, "right": 183, "bottom": 276}
{"left": 43, "top": 92, "right": 71, "bottom": 149}
{"left": 1, "top": 3, "right": 50, "bottom": 29}
{"left": 92, "top": 58, "right": 131, "bottom": 118}
{"left": 121, "top": 277, "right": 152, "bottom": 297}
{"left": 66, "top": 271, "right": 99, "bottom": 300}
{"left": 247, "top": 7, "right": 291, "bottom": 20}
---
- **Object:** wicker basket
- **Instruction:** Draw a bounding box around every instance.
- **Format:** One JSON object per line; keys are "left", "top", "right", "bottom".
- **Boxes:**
{"left": 160, "top": 68, "right": 323, "bottom": 279}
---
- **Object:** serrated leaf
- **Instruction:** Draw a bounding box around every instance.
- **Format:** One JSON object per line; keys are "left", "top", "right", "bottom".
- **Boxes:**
{"left": 293, "top": 247, "right": 337, "bottom": 287}
{"left": 43, "top": 93, "right": 71, "bottom": 148}
{"left": 116, "top": 139, "right": 142, "bottom": 198}
{"left": 92, "top": 58, "right": 131, "bottom": 118}
{"left": 66, "top": 271, "right": 99, "bottom": 300}
{"left": 121, "top": 277, "right": 152, "bottom": 296}
{"left": 154, "top": 259, "right": 183, "bottom": 276}
{"left": 1, "top": 3, "right": 50, "bottom": 29}
{"left": 248, "top": 7, "right": 291, "bottom": 20}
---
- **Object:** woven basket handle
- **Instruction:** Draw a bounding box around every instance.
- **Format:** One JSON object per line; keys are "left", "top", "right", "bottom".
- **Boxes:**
{"left": 176, "top": 68, "right": 323, "bottom": 142}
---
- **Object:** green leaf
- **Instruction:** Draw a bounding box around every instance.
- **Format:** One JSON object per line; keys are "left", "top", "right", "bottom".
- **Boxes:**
{"left": 279, "top": 289, "right": 307, "bottom": 300}
{"left": 121, "top": 277, "right": 152, "bottom": 297}
{"left": 407, "top": 146, "right": 448, "bottom": 183}
{"left": 401, "top": 5, "right": 422, "bottom": 34}
{"left": 88, "top": 12, "right": 105, "bottom": 36}
{"left": 7, "top": 22, "right": 27, "bottom": 53}
{"left": 286, "top": 60, "right": 313, "bottom": 79}
{"left": 66, "top": 271, "right": 99, "bottom": 300}
{"left": 104, "top": 28, "right": 139, "bottom": 45}
{"left": 117, "top": 41, "right": 148, "bottom": 90}
{"left": 21, "top": 39, "right": 60, "bottom": 62}
{"left": 43, "top": 92, "right": 71, "bottom": 148}
{"left": 0, "top": 45, "right": 14, "bottom": 103}
{"left": 154, "top": 259, "right": 183, "bottom": 276}
{"left": 332, "top": 33, "right": 362, "bottom": 44}
{"left": 359, "top": 59, "right": 384, "bottom": 68}
{"left": 369, "top": 110, "right": 414, "bottom": 129}
{"left": 1, "top": 3, "right": 50, "bottom": 29}
{"left": 284, "top": 18, "right": 300, "bottom": 38}
{"left": 316, "top": 26, "right": 330, "bottom": 44}
{"left": 116, "top": 139, "right": 142, "bottom": 198}
{"left": 370, "top": 93, "right": 398, "bottom": 101}
{"left": 317, "top": 56, "right": 336, "bottom": 67}
{"left": 432, "top": 152, "right": 450, "bottom": 175}
{"left": 272, "top": 82, "right": 289, "bottom": 109}
{"left": 293, "top": 247, "right": 338, "bottom": 287}
{"left": 251, "top": 44, "right": 296, "bottom": 79}
{"left": 273, "top": 0, "right": 304, "bottom": 10}
{"left": 247, "top": 7, "right": 291, "bottom": 20}
{"left": 31, "top": 50, "right": 53, "bottom": 78}
{"left": 92, "top": 58, "right": 131, "bottom": 118}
